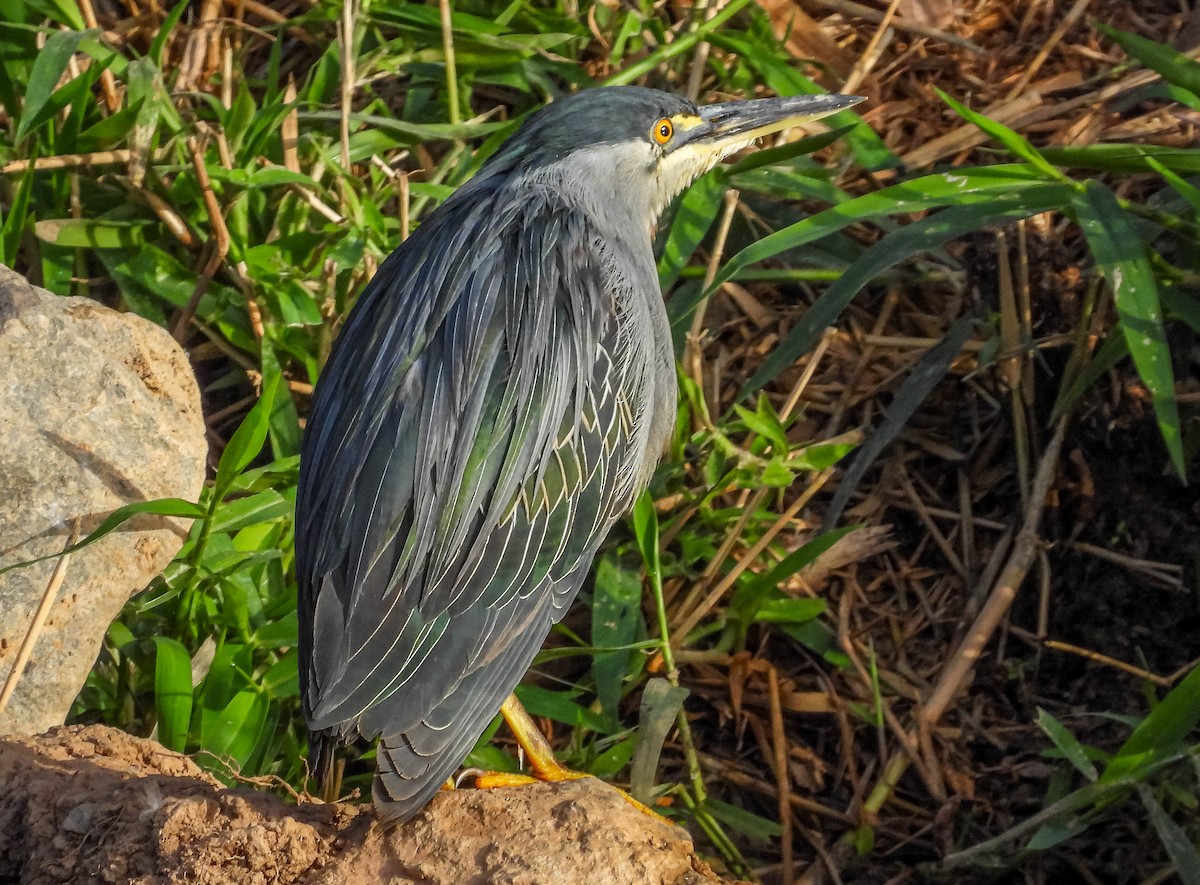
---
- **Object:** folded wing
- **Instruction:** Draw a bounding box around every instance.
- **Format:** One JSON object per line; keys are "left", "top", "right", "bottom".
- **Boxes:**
{"left": 295, "top": 187, "right": 650, "bottom": 820}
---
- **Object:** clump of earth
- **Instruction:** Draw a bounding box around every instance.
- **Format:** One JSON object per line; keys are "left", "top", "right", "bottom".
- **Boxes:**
{"left": 0, "top": 725, "right": 725, "bottom": 885}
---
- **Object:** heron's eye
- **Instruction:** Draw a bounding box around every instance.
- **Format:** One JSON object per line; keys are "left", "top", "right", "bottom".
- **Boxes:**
{"left": 652, "top": 118, "right": 674, "bottom": 145}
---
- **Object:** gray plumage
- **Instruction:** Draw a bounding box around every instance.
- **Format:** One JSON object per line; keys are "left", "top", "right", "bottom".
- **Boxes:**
{"left": 295, "top": 85, "right": 861, "bottom": 822}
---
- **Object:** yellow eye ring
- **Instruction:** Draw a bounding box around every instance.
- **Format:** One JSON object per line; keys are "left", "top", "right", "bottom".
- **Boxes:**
{"left": 652, "top": 117, "right": 674, "bottom": 145}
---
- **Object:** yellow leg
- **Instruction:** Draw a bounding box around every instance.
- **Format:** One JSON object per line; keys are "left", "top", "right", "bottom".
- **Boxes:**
{"left": 473, "top": 694, "right": 661, "bottom": 818}
{"left": 502, "top": 693, "right": 588, "bottom": 780}
{"left": 474, "top": 694, "right": 587, "bottom": 788}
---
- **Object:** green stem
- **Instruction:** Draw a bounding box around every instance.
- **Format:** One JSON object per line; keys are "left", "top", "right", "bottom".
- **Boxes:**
{"left": 678, "top": 787, "right": 755, "bottom": 880}
{"left": 439, "top": 0, "right": 461, "bottom": 126}
{"left": 642, "top": 498, "right": 717, "bottom": 815}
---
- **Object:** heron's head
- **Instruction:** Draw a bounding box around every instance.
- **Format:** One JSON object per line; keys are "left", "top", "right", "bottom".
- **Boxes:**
{"left": 485, "top": 86, "right": 863, "bottom": 230}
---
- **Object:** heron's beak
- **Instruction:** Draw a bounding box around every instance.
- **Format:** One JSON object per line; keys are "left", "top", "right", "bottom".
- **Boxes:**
{"left": 675, "top": 93, "right": 865, "bottom": 155}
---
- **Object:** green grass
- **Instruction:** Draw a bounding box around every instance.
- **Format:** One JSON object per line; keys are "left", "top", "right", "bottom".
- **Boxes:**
{"left": 2, "top": 1, "right": 1199, "bottom": 879}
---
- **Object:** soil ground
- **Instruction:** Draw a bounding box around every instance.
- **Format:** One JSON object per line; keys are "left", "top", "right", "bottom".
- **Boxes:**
{"left": 0, "top": 725, "right": 723, "bottom": 885}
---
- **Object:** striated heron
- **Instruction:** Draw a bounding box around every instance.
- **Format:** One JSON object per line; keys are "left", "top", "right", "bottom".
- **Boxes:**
{"left": 295, "top": 85, "right": 862, "bottom": 822}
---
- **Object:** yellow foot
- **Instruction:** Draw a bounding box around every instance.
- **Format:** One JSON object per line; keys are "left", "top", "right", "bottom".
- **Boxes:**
{"left": 472, "top": 767, "right": 661, "bottom": 818}
{"left": 474, "top": 763, "right": 588, "bottom": 790}
{"left": 489, "top": 695, "right": 667, "bottom": 819}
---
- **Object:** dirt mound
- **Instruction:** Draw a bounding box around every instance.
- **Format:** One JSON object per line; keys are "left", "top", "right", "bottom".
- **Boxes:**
{"left": 0, "top": 725, "right": 724, "bottom": 885}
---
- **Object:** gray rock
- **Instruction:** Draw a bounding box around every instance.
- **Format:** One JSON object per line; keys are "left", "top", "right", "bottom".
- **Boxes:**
{"left": 0, "top": 264, "right": 206, "bottom": 734}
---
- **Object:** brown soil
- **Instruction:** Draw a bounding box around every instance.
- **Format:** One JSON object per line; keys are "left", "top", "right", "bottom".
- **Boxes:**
{"left": 0, "top": 725, "right": 725, "bottom": 885}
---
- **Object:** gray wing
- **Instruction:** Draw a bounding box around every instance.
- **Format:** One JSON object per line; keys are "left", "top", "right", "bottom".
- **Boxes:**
{"left": 295, "top": 188, "right": 650, "bottom": 820}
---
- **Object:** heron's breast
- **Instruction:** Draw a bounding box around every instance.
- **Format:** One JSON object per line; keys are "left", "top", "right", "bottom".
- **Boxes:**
{"left": 606, "top": 257, "right": 678, "bottom": 490}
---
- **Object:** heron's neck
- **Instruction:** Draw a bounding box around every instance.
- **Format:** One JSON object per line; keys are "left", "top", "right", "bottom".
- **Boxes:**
{"left": 522, "top": 145, "right": 659, "bottom": 249}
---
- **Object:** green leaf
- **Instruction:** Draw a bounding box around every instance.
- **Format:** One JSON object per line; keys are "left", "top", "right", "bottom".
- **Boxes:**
{"left": 208, "top": 489, "right": 291, "bottom": 534}
{"left": 1102, "top": 666, "right": 1200, "bottom": 783}
{"left": 1073, "top": 181, "right": 1184, "bottom": 476}
{"left": 590, "top": 735, "right": 638, "bottom": 779}
{"left": 201, "top": 689, "right": 268, "bottom": 767}
{"left": 0, "top": 161, "right": 35, "bottom": 267}
{"left": 753, "top": 596, "right": 827, "bottom": 625}
{"left": 213, "top": 372, "right": 281, "bottom": 501}
{"left": 75, "top": 101, "right": 142, "bottom": 151}
{"left": 260, "top": 339, "right": 302, "bottom": 459}
{"left": 1036, "top": 708, "right": 1098, "bottom": 782}
{"left": 591, "top": 556, "right": 643, "bottom": 725}
{"left": 714, "top": 167, "right": 1053, "bottom": 292}
{"left": 153, "top": 637, "right": 194, "bottom": 752}
{"left": 758, "top": 457, "right": 795, "bottom": 488}
{"left": 253, "top": 612, "right": 299, "bottom": 649}
{"left": 149, "top": 0, "right": 189, "bottom": 65}
{"left": 16, "top": 28, "right": 95, "bottom": 141}
{"left": 730, "top": 526, "right": 851, "bottom": 627}
{"left": 603, "top": 0, "right": 755, "bottom": 88}
{"left": 629, "top": 677, "right": 689, "bottom": 803}
{"left": 703, "top": 798, "right": 784, "bottom": 841}
{"left": 631, "top": 492, "right": 661, "bottom": 581}
{"left": 33, "top": 218, "right": 145, "bottom": 249}
{"left": 261, "top": 650, "right": 300, "bottom": 699}
{"left": 1027, "top": 816, "right": 1089, "bottom": 852}
{"left": 1040, "top": 144, "right": 1200, "bottom": 174}
{"left": 513, "top": 684, "right": 612, "bottom": 734}
{"left": 788, "top": 441, "right": 856, "bottom": 472}
{"left": 464, "top": 744, "right": 520, "bottom": 773}
{"left": 298, "top": 109, "right": 504, "bottom": 145}
{"left": 1143, "top": 154, "right": 1200, "bottom": 213}
{"left": 734, "top": 394, "right": 792, "bottom": 454}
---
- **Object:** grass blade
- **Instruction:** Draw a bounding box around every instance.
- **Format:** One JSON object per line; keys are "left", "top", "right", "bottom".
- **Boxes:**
{"left": 0, "top": 162, "right": 35, "bottom": 266}
{"left": 153, "top": 637, "right": 194, "bottom": 752}
{"left": 712, "top": 170, "right": 1066, "bottom": 302}
{"left": 1138, "top": 783, "right": 1200, "bottom": 885}
{"left": 630, "top": 677, "right": 689, "bottom": 803}
{"left": 0, "top": 498, "right": 207, "bottom": 578}
{"left": 1052, "top": 330, "right": 1129, "bottom": 421}
{"left": 1143, "top": 154, "right": 1200, "bottom": 213}
{"left": 936, "top": 89, "right": 1069, "bottom": 183}
{"left": 657, "top": 170, "right": 725, "bottom": 290}
{"left": 16, "top": 28, "right": 94, "bottom": 141}
{"left": 824, "top": 316, "right": 975, "bottom": 527}
{"left": 1102, "top": 666, "right": 1200, "bottom": 783}
{"left": 213, "top": 371, "right": 281, "bottom": 500}
{"left": 1073, "top": 181, "right": 1184, "bottom": 476}
{"left": 1036, "top": 708, "right": 1099, "bottom": 782}
{"left": 738, "top": 188, "right": 1072, "bottom": 400}
{"left": 1098, "top": 23, "right": 1200, "bottom": 99}
{"left": 591, "top": 556, "right": 644, "bottom": 727}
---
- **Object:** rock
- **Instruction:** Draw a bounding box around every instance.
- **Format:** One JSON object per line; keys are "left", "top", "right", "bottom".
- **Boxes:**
{"left": 0, "top": 725, "right": 732, "bottom": 885}
{"left": 0, "top": 265, "right": 206, "bottom": 734}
